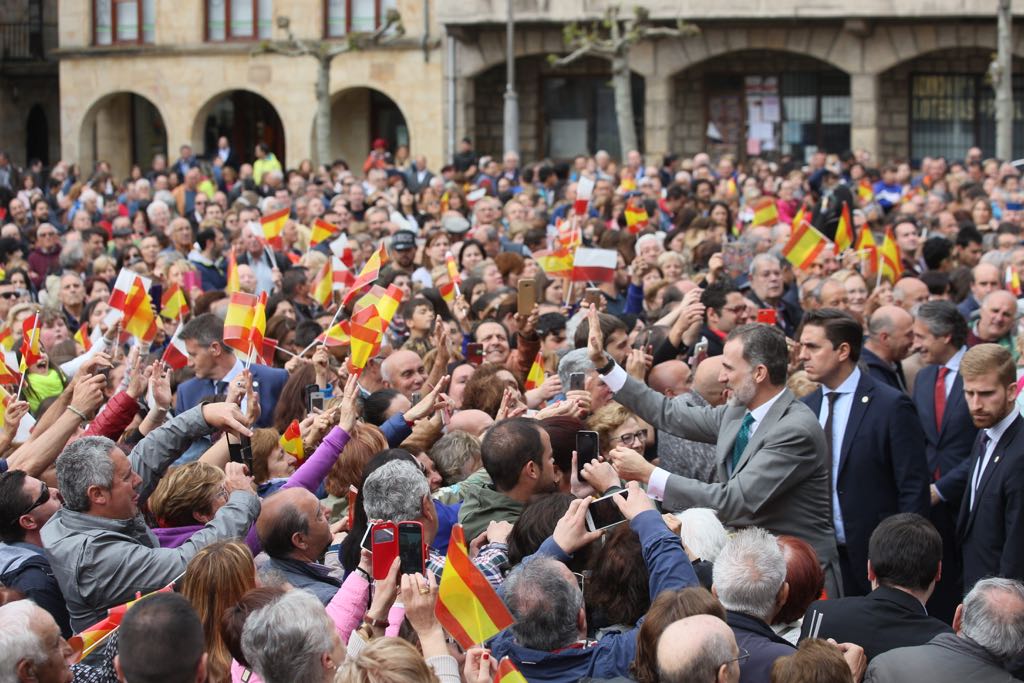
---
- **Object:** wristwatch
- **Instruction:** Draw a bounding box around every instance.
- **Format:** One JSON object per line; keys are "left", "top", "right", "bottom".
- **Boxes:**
{"left": 595, "top": 354, "right": 616, "bottom": 375}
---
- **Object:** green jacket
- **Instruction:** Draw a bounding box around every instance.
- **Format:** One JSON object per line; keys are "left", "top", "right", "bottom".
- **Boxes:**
{"left": 457, "top": 479, "right": 525, "bottom": 540}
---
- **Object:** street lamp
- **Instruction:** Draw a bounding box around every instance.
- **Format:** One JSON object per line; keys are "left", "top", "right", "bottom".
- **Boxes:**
{"left": 503, "top": 0, "right": 519, "bottom": 157}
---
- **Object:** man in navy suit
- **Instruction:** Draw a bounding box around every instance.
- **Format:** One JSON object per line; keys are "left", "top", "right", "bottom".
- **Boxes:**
{"left": 799, "top": 309, "right": 931, "bottom": 596}
{"left": 955, "top": 343, "right": 1024, "bottom": 590}
{"left": 176, "top": 313, "right": 288, "bottom": 429}
{"left": 911, "top": 300, "right": 977, "bottom": 622}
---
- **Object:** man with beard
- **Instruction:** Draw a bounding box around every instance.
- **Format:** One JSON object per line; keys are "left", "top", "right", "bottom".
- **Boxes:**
{"left": 589, "top": 308, "right": 840, "bottom": 596}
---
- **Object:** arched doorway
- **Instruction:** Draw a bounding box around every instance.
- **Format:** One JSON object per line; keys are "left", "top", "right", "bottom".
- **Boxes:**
{"left": 26, "top": 105, "right": 49, "bottom": 165}
{"left": 878, "top": 48, "right": 1024, "bottom": 163}
{"left": 471, "top": 55, "right": 644, "bottom": 162}
{"left": 314, "top": 87, "right": 409, "bottom": 169}
{"left": 79, "top": 92, "right": 167, "bottom": 177}
{"left": 194, "top": 90, "right": 286, "bottom": 167}
{"left": 671, "top": 50, "right": 850, "bottom": 162}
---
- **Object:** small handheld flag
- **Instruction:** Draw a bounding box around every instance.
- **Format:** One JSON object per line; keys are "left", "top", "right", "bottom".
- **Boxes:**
{"left": 279, "top": 419, "right": 305, "bottom": 463}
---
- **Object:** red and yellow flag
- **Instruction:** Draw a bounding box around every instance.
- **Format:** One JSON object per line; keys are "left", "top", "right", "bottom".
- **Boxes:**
{"left": 751, "top": 197, "right": 779, "bottom": 227}
{"left": 782, "top": 222, "right": 829, "bottom": 271}
{"left": 434, "top": 524, "right": 515, "bottom": 649}
{"left": 439, "top": 281, "right": 457, "bottom": 304}
{"left": 343, "top": 243, "right": 390, "bottom": 306}
{"left": 312, "top": 259, "right": 334, "bottom": 308}
{"left": 251, "top": 292, "right": 267, "bottom": 363}
{"left": 624, "top": 197, "right": 649, "bottom": 234}
{"left": 122, "top": 277, "right": 157, "bottom": 343}
{"left": 1008, "top": 266, "right": 1022, "bottom": 297}
{"left": 226, "top": 247, "right": 241, "bottom": 294}
{"left": 879, "top": 227, "right": 903, "bottom": 283}
{"left": 855, "top": 225, "right": 878, "bottom": 273}
{"left": 0, "top": 325, "right": 13, "bottom": 351}
{"left": 74, "top": 324, "right": 92, "bottom": 353}
{"left": 20, "top": 313, "right": 41, "bottom": 372}
{"left": 0, "top": 357, "right": 19, "bottom": 385}
{"left": 260, "top": 208, "right": 289, "bottom": 250}
{"left": 316, "top": 320, "right": 351, "bottom": 347}
{"left": 524, "top": 352, "right": 545, "bottom": 391}
{"left": 446, "top": 251, "right": 462, "bottom": 287}
{"left": 69, "top": 582, "right": 176, "bottom": 662}
{"left": 495, "top": 658, "right": 528, "bottom": 683}
{"left": 791, "top": 204, "right": 808, "bottom": 229}
{"left": 857, "top": 179, "right": 874, "bottom": 203}
{"left": 834, "top": 203, "right": 854, "bottom": 253}
{"left": 347, "top": 306, "right": 385, "bottom": 375}
{"left": 160, "top": 284, "right": 189, "bottom": 320}
{"left": 279, "top": 418, "right": 305, "bottom": 463}
{"left": 534, "top": 248, "right": 574, "bottom": 279}
{"left": 310, "top": 218, "right": 340, "bottom": 248}
{"left": 355, "top": 284, "right": 403, "bottom": 327}
{"left": 223, "top": 292, "right": 258, "bottom": 354}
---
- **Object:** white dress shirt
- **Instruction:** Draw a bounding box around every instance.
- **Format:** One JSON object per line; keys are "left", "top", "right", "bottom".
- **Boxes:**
{"left": 817, "top": 367, "right": 861, "bottom": 544}
{"left": 969, "top": 408, "right": 1017, "bottom": 510}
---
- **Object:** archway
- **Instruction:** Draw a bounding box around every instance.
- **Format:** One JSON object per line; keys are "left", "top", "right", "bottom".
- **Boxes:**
{"left": 78, "top": 92, "right": 167, "bottom": 178}
{"left": 670, "top": 50, "right": 850, "bottom": 161}
{"left": 313, "top": 87, "right": 409, "bottom": 169}
{"left": 878, "top": 48, "right": 1024, "bottom": 163}
{"left": 194, "top": 90, "right": 286, "bottom": 167}
{"left": 471, "top": 55, "right": 644, "bottom": 162}
{"left": 26, "top": 105, "right": 49, "bottom": 165}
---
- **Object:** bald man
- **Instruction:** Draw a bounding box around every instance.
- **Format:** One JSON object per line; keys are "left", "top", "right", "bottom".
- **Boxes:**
{"left": 655, "top": 357, "right": 724, "bottom": 484}
{"left": 649, "top": 360, "right": 691, "bottom": 397}
{"left": 967, "top": 289, "right": 1019, "bottom": 359}
{"left": 818, "top": 279, "right": 849, "bottom": 311}
{"left": 893, "top": 277, "right": 929, "bottom": 311}
{"left": 447, "top": 409, "right": 495, "bottom": 439}
{"left": 380, "top": 349, "right": 426, "bottom": 400}
{"left": 255, "top": 488, "right": 339, "bottom": 604}
{"left": 957, "top": 262, "right": 1001, "bottom": 320}
{"left": 657, "top": 615, "right": 741, "bottom": 683}
{"left": 861, "top": 305, "right": 914, "bottom": 392}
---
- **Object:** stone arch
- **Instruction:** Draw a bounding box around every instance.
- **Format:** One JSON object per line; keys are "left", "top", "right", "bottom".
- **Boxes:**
{"left": 312, "top": 86, "right": 410, "bottom": 169}
{"left": 26, "top": 104, "right": 49, "bottom": 166}
{"left": 191, "top": 89, "right": 287, "bottom": 168}
{"left": 78, "top": 91, "right": 168, "bottom": 177}
{"left": 668, "top": 49, "right": 851, "bottom": 160}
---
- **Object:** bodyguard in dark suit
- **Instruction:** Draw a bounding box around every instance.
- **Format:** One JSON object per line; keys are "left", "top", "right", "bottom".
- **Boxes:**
{"left": 799, "top": 309, "right": 930, "bottom": 596}
{"left": 955, "top": 343, "right": 1024, "bottom": 590}
{"left": 911, "top": 301, "right": 977, "bottom": 622}
{"left": 859, "top": 305, "right": 914, "bottom": 393}
{"left": 800, "top": 513, "right": 951, "bottom": 661}
{"left": 175, "top": 313, "right": 288, "bottom": 429}
{"left": 589, "top": 310, "right": 840, "bottom": 596}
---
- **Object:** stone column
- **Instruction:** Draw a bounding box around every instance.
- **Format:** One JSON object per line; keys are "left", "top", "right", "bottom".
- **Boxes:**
{"left": 643, "top": 74, "right": 672, "bottom": 162}
{"left": 850, "top": 72, "right": 880, "bottom": 161}
{"left": 95, "top": 94, "right": 132, "bottom": 178}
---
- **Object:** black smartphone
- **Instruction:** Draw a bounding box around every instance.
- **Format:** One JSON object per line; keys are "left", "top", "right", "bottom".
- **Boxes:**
{"left": 227, "top": 434, "right": 253, "bottom": 471}
{"left": 466, "top": 342, "right": 484, "bottom": 366}
{"left": 397, "top": 521, "right": 425, "bottom": 575}
{"left": 585, "top": 490, "right": 629, "bottom": 531}
{"left": 576, "top": 430, "right": 600, "bottom": 476}
{"left": 304, "top": 383, "right": 325, "bottom": 412}
{"left": 569, "top": 372, "right": 586, "bottom": 392}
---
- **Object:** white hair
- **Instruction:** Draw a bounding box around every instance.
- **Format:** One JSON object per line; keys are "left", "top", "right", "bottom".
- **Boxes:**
{"left": 673, "top": 508, "right": 728, "bottom": 562}
{"left": 635, "top": 233, "right": 664, "bottom": 253}
{"left": 0, "top": 601, "right": 47, "bottom": 680}
{"left": 712, "top": 527, "right": 786, "bottom": 622}
{"left": 241, "top": 590, "right": 335, "bottom": 683}
{"left": 961, "top": 577, "right": 1024, "bottom": 661}
{"left": 146, "top": 198, "right": 170, "bottom": 221}
{"left": 363, "top": 460, "right": 429, "bottom": 523}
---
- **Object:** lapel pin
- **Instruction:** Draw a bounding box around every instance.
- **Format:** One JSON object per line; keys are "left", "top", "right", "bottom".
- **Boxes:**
{"left": 995, "top": 456, "right": 1001, "bottom": 463}
{"left": 861, "top": 396, "right": 869, "bottom": 403}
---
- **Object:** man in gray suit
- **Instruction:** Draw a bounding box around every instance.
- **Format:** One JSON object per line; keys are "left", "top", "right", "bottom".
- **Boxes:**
{"left": 585, "top": 308, "right": 840, "bottom": 595}
{"left": 864, "top": 577, "right": 1024, "bottom": 683}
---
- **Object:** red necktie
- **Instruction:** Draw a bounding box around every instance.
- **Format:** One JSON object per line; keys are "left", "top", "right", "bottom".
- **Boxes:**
{"left": 934, "top": 366, "right": 950, "bottom": 432}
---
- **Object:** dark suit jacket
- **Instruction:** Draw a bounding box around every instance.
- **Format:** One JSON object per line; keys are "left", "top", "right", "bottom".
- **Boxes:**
{"left": 802, "top": 372, "right": 931, "bottom": 595}
{"left": 746, "top": 291, "right": 803, "bottom": 338}
{"left": 726, "top": 611, "right": 795, "bottom": 683}
{"left": 912, "top": 363, "right": 978, "bottom": 504}
{"left": 236, "top": 248, "right": 292, "bottom": 273}
{"left": 405, "top": 167, "right": 434, "bottom": 194}
{"left": 957, "top": 415, "right": 1024, "bottom": 589}
{"left": 864, "top": 632, "right": 1019, "bottom": 683}
{"left": 859, "top": 346, "right": 907, "bottom": 393}
{"left": 799, "top": 586, "right": 951, "bottom": 661}
{"left": 174, "top": 363, "right": 288, "bottom": 428}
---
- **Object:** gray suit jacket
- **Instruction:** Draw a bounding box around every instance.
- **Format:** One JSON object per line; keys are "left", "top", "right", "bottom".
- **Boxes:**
{"left": 864, "top": 633, "right": 1019, "bottom": 683}
{"left": 616, "top": 377, "right": 839, "bottom": 572}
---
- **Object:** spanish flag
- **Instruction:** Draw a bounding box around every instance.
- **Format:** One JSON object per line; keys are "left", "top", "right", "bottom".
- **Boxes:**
{"left": 226, "top": 247, "right": 241, "bottom": 294}
{"left": 342, "top": 243, "right": 389, "bottom": 306}
{"left": 69, "top": 582, "right": 176, "bottom": 662}
{"left": 122, "top": 277, "right": 157, "bottom": 343}
{"left": 250, "top": 292, "right": 267, "bottom": 363}
{"left": 260, "top": 208, "right": 289, "bottom": 250}
{"left": 312, "top": 259, "right": 334, "bottom": 308}
{"left": 524, "top": 352, "right": 545, "bottom": 391}
{"left": 855, "top": 225, "right": 878, "bottom": 272}
{"left": 624, "top": 197, "right": 649, "bottom": 234}
{"left": 439, "top": 280, "right": 457, "bottom": 304}
{"left": 834, "top": 203, "right": 854, "bottom": 253}
{"left": 0, "top": 325, "right": 13, "bottom": 351}
{"left": 348, "top": 306, "right": 386, "bottom": 374}
{"left": 495, "top": 658, "right": 528, "bottom": 683}
{"left": 791, "top": 204, "right": 808, "bottom": 229}
{"left": 315, "top": 320, "right": 350, "bottom": 347}
{"left": 20, "top": 313, "right": 41, "bottom": 372}
{"left": 74, "top": 323, "right": 92, "bottom": 353}
{"left": 279, "top": 418, "right": 304, "bottom": 463}
{"left": 0, "top": 357, "right": 19, "bottom": 385}
{"left": 223, "top": 292, "right": 258, "bottom": 355}
{"left": 857, "top": 179, "right": 874, "bottom": 203}
{"left": 435, "top": 524, "right": 515, "bottom": 649}
{"left": 751, "top": 197, "right": 779, "bottom": 227}
{"left": 310, "top": 218, "right": 340, "bottom": 248}
{"left": 782, "top": 222, "right": 829, "bottom": 271}
{"left": 446, "top": 251, "right": 462, "bottom": 287}
{"left": 1008, "top": 266, "right": 1022, "bottom": 297}
{"left": 0, "top": 384, "right": 10, "bottom": 428}
{"left": 879, "top": 227, "right": 903, "bottom": 283}
{"left": 160, "top": 284, "right": 189, "bottom": 320}
{"left": 535, "top": 248, "right": 574, "bottom": 279}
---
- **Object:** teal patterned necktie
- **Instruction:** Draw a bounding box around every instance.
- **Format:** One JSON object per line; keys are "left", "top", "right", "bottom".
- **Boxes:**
{"left": 731, "top": 412, "right": 755, "bottom": 471}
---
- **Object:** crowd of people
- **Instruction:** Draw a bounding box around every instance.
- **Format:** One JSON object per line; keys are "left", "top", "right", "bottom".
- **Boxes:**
{"left": 0, "top": 138, "right": 1023, "bottom": 683}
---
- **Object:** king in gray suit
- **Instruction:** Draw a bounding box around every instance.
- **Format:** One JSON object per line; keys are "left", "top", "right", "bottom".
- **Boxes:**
{"left": 586, "top": 312, "right": 841, "bottom": 595}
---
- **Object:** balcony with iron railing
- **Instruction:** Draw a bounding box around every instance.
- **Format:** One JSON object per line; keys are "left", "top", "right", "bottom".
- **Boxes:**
{"left": 0, "top": 21, "right": 58, "bottom": 62}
